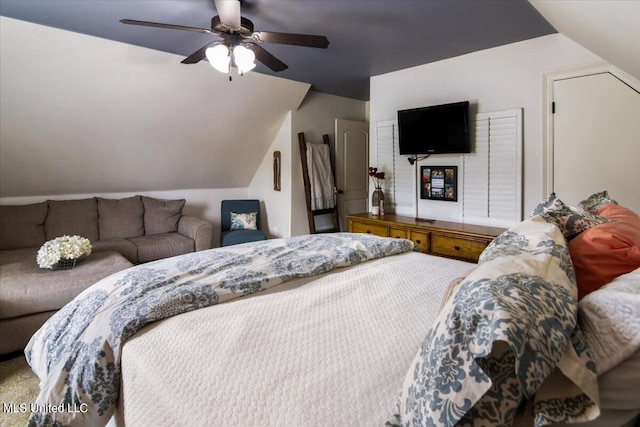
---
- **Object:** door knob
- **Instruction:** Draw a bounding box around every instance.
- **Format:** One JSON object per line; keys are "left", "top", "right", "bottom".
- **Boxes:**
{"left": 335, "top": 188, "right": 344, "bottom": 195}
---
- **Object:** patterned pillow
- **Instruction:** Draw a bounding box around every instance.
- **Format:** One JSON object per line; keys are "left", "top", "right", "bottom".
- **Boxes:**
{"left": 577, "top": 190, "right": 618, "bottom": 213}
{"left": 389, "top": 216, "right": 599, "bottom": 427}
{"left": 230, "top": 212, "right": 258, "bottom": 231}
{"left": 531, "top": 192, "right": 560, "bottom": 216}
{"left": 533, "top": 194, "right": 610, "bottom": 239}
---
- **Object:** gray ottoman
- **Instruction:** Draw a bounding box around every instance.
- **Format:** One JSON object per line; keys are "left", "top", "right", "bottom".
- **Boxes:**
{"left": 0, "top": 249, "right": 133, "bottom": 354}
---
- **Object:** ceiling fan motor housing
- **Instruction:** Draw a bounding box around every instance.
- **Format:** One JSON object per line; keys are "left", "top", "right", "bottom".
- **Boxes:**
{"left": 211, "top": 15, "right": 254, "bottom": 36}
{"left": 121, "top": 8, "right": 327, "bottom": 72}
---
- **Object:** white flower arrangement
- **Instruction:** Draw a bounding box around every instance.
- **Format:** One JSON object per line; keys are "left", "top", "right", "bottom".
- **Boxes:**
{"left": 36, "top": 235, "right": 92, "bottom": 269}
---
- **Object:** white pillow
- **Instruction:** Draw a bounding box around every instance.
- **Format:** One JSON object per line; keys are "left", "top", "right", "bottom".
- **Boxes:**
{"left": 579, "top": 267, "right": 640, "bottom": 374}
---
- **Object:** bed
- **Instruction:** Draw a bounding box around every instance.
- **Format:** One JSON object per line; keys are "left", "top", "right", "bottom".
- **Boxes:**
{"left": 25, "top": 192, "right": 640, "bottom": 427}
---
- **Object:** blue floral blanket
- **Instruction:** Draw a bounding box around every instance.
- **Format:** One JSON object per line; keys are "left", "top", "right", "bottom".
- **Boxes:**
{"left": 25, "top": 233, "right": 414, "bottom": 427}
{"left": 388, "top": 215, "right": 600, "bottom": 426}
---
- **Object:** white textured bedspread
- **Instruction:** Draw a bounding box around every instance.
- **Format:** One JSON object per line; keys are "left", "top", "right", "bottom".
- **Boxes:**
{"left": 118, "top": 252, "right": 473, "bottom": 426}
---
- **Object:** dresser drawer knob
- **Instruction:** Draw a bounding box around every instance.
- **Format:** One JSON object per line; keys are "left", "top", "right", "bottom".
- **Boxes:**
{"left": 415, "top": 239, "right": 421, "bottom": 244}
{"left": 454, "top": 245, "right": 461, "bottom": 251}
{"left": 366, "top": 230, "right": 371, "bottom": 234}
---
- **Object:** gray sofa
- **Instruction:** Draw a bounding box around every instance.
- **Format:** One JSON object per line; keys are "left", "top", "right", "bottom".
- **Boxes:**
{"left": 0, "top": 195, "right": 214, "bottom": 354}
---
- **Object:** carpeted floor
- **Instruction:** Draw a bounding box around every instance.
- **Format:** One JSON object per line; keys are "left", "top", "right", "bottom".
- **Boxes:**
{"left": 0, "top": 354, "right": 39, "bottom": 427}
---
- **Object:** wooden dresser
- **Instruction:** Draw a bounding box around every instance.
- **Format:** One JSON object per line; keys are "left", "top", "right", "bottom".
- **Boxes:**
{"left": 347, "top": 213, "right": 506, "bottom": 263}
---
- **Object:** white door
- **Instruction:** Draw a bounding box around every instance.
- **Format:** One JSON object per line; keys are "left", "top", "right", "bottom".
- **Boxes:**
{"left": 552, "top": 72, "right": 640, "bottom": 211}
{"left": 335, "top": 119, "right": 369, "bottom": 231}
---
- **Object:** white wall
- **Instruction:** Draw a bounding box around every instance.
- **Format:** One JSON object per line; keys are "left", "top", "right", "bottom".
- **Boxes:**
{"left": 530, "top": 0, "right": 640, "bottom": 83}
{"left": 0, "top": 17, "right": 309, "bottom": 197}
{"left": 247, "top": 91, "right": 367, "bottom": 237}
{"left": 0, "top": 18, "right": 318, "bottom": 246}
{"left": 369, "top": 34, "right": 604, "bottom": 219}
{"left": 290, "top": 91, "right": 367, "bottom": 236}
{"left": 248, "top": 112, "right": 292, "bottom": 238}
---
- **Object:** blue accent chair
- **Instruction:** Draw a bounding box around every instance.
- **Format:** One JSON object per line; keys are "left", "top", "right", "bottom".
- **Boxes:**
{"left": 220, "top": 199, "right": 267, "bottom": 247}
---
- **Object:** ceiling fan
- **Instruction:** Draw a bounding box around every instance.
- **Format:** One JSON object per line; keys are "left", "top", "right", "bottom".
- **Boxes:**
{"left": 121, "top": 0, "right": 329, "bottom": 78}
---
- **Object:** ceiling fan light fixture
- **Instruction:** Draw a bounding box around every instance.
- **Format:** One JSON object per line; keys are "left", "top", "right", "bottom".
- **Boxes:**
{"left": 205, "top": 44, "right": 230, "bottom": 73}
{"left": 122, "top": 0, "right": 328, "bottom": 75}
{"left": 233, "top": 44, "right": 256, "bottom": 74}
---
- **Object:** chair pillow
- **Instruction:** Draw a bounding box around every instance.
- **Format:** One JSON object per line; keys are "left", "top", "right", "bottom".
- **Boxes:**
{"left": 142, "top": 196, "right": 185, "bottom": 235}
{"left": 230, "top": 212, "right": 258, "bottom": 231}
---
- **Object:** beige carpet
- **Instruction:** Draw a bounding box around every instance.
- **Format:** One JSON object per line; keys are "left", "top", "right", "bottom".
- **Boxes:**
{"left": 0, "top": 355, "right": 39, "bottom": 427}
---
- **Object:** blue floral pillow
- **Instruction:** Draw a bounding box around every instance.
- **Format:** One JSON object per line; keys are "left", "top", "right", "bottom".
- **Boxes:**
{"left": 577, "top": 190, "right": 618, "bottom": 213}
{"left": 230, "top": 212, "right": 258, "bottom": 231}
{"left": 532, "top": 194, "right": 610, "bottom": 239}
{"left": 531, "top": 192, "right": 561, "bottom": 216}
{"left": 388, "top": 216, "right": 600, "bottom": 427}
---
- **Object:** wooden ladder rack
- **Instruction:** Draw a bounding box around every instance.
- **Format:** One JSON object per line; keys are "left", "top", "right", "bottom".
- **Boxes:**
{"left": 298, "top": 132, "right": 340, "bottom": 234}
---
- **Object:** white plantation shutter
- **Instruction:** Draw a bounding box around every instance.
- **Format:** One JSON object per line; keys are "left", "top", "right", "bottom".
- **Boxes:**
{"left": 392, "top": 125, "right": 414, "bottom": 212}
{"left": 376, "top": 109, "right": 522, "bottom": 226}
{"left": 375, "top": 120, "right": 395, "bottom": 206}
{"left": 463, "top": 109, "right": 522, "bottom": 227}
{"left": 375, "top": 120, "right": 414, "bottom": 214}
{"left": 462, "top": 118, "right": 490, "bottom": 220}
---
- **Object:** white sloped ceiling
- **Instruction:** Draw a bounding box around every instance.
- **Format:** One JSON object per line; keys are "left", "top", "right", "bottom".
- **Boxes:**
{"left": 530, "top": 0, "right": 640, "bottom": 81}
{"left": 0, "top": 17, "right": 310, "bottom": 197}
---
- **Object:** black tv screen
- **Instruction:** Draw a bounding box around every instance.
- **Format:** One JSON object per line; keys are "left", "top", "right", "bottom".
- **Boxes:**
{"left": 398, "top": 101, "right": 470, "bottom": 155}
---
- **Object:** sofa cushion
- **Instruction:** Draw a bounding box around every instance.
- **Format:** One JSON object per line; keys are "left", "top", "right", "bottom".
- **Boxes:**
{"left": 97, "top": 196, "right": 144, "bottom": 240}
{"left": 45, "top": 198, "right": 99, "bottom": 241}
{"left": 0, "top": 249, "right": 132, "bottom": 319}
{"left": 142, "top": 196, "right": 185, "bottom": 235}
{"left": 130, "top": 233, "right": 194, "bottom": 263}
{"left": 92, "top": 238, "right": 139, "bottom": 264}
{"left": 0, "top": 311, "right": 56, "bottom": 355}
{"left": 0, "top": 203, "right": 47, "bottom": 250}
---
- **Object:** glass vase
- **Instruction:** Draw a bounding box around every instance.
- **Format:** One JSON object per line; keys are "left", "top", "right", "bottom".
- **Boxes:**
{"left": 372, "top": 187, "right": 384, "bottom": 215}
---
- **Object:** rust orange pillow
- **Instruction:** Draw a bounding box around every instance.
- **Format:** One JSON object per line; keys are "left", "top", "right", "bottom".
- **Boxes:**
{"left": 569, "top": 204, "right": 640, "bottom": 299}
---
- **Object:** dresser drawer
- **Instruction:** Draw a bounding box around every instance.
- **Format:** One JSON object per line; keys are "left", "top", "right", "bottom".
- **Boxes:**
{"left": 409, "top": 231, "right": 430, "bottom": 253}
{"left": 351, "top": 221, "right": 388, "bottom": 237}
{"left": 389, "top": 227, "right": 408, "bottom": 239}
{"left": 431, "top": 233, "right": 488, "bottom": 262}
{"left": 346, "top": 214, "right": 504, "bottom": 262}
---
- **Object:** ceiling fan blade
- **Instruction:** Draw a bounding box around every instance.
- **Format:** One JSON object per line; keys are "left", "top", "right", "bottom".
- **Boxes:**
{"left": 245, "top": 43, "right": 288, "bottom": 72}
{"left": 181, "top": 42, "right": 216, "bottom": 64}
{"left": 120, "top": 19, "right": 215, "bottom": 35}
{"left": 214, "top": 0, "right": 241, "bottom": 29}
{"left": 251, "top": 31, "right": 329, "bottom": 49}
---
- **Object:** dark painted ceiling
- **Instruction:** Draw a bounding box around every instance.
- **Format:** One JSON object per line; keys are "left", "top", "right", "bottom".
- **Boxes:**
{"left": 0, "top": 0, "right": 556, "bottom": 100}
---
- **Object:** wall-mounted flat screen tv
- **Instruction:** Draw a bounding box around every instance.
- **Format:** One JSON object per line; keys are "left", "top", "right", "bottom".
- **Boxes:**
{"left": 398, "top": 101, "right": 470, "bottom": 155}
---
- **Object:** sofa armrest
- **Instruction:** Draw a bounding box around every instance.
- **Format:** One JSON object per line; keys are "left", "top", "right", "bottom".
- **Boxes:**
{"left": 178, "top": 216, "right": 213, "bottom": 251}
